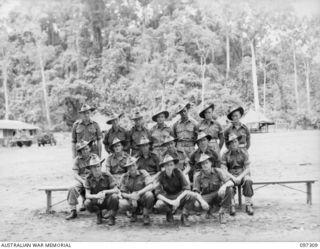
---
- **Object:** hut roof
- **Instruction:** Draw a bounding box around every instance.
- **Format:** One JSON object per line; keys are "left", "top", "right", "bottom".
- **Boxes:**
{"left": 0, "top": 120, "right": 40, "bottom": 130}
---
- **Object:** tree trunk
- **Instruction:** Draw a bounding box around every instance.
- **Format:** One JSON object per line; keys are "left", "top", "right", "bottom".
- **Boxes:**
{"left": 250, "top": 39, "right": 260, "bottom": 111}
{"left": 263, "top": 65, "right": 266, "bottom": 114}
{"left": 2, "top": 54, "right": 9, "bottom": 120}
{"left": 304, "top": 59, "right": 311, "bottom": 116}
{"left": 226, "top": 32, "right": 230, "bottom": 80}
{"left": 201, "top": 58, "right": 206, "bottom": 109}
{"left": 293, "top": 49, "right": 299, "bottom": 113}
{"left": 37, "top": 43, "right": 52, "bottom": 129}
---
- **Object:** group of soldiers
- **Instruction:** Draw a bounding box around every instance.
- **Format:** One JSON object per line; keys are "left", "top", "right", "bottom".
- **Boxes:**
{"left": 66, "top": 102, "right": 254, "bottom": 227}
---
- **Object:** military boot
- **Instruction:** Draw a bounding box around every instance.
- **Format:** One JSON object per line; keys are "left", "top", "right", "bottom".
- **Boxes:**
{"left": 65, "top": 210, "right": 77, "bottom": 220}
{"left": 246, "top": 205, "right": 254, "bottom": 215}
{"left": 230, "top": 205, "right": 236, "bottom": 216}
{"left": 143, "top": 215, "right": 151, "bottom": 226}
{"left": 180, "top": 214, "right": 191, "bottom": 227}
{"left": 96, "top": 211, "right": 103, "bottom": 225}
{"left": 166, "top": 211, "right": 174, "bottom": 223}
{"left": 108, "top": 216, "right": 116, "bottom": 226}
{"left": 219, "top": 212, "right": 227, "bottom": 224}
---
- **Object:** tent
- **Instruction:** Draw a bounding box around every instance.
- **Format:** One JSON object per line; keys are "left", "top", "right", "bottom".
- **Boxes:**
{"left": 241, "top": 109, "right": 274, "bottom": 132}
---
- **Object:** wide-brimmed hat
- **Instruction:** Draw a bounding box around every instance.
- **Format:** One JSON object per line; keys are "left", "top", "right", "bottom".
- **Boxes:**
{"left": 161, "top": 136, "right": 177, "bottom": 147}
{"left": 226, "top": 133, "right": 242, "bottom": 145}
{"left": 199, "top": 103, "right": 215, "bottom": 119}
{"left": 106, "top": 113, "right": 124, "bottom": 124}
{"left": 195, "top": 131, "right": 212, "bottom": 143}
{"left": 152, "top": 110, "right": 169, "bottom": 122}
{"left": 137, "top": 136, "right": 152, "bottom": 146}
{"left": 109, "top": 137, "right": 126, "bottom": 152}
{"left": 196, "top": 153, "right": 214, "bottom": 167}
{"left": 78, "top": 104, "right": 95, "bottom": 113}
{"left": 131, "top": 111, "right": 143, "bottom": 120}
{"left": 76, "top": 140, "right": 91, "bottom": 151}
{"left": 159, "top": 155, "right": 179, "bottom": 167}
{"left": 227, "top": 106, "right": 244, "bottom": 120}
{"left": 123, "top": 156, "right": 139, "bottom": 167}
{"left": 176, "top": 102, "right": 191, "bottom": 114}
{"left": 87, "top": 154, "right": 105, "bottom": 167}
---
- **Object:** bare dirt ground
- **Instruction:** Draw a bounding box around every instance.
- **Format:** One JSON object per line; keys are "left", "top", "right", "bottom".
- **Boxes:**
{"left": 0, "top": 130, "right": 320, "bottom": 241}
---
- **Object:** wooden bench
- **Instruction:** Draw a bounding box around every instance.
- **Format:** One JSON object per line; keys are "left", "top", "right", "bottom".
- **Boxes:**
{"left": 237, "top": 180, "right": 317, "bottom": 207}
{"left": 38, "top": 186, "right": 70, "bottom": 213}
{"left": 39, "top": 179, "right": 317, "bottom": 213}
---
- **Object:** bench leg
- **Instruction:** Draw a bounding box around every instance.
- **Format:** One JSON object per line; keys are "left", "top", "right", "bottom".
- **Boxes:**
{"left": 238, "top": 185, "right": 242, "bottom": 208}
{"left": 306, "top": 183, "right": 312, "bottom": 205}
{"left": 45, "top": 190, "right": 52, "bottom": 213}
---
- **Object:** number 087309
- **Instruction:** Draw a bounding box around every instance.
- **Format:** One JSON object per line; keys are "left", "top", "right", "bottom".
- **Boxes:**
{"left": 300, "top": 243, "right": 318, "bottom": 247}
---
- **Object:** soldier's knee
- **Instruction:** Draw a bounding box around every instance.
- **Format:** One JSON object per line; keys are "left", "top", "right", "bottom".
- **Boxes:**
{"left": 84, "top": 199, "right": 94, "bottom": 211}
{"left": 154, "top": 200, "right": 165, "bottom": 209}
{"left": 110, "top": 193, "right": 119, "bottom": 200}
{"left": 144, "top": 191, "right": 154, "bottom": 200}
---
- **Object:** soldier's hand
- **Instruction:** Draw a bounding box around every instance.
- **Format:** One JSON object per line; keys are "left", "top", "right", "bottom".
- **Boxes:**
{"left": 170, "top": 199, "right": 180, "bottom": 210}
{"left": 96, "top": 192, "right": 106, "bottom": 199}
{"left": 131, "top": 192, "right": 140, "bottom": 201}
{"left": 218, "top": 186, "right": 226, "bottom": 197}
{"left": 234, "top": 176, "right": 242, "bottom": 185}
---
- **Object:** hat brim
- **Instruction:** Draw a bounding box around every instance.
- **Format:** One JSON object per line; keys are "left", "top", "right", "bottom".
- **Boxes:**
{"left": 227, "top": 107, "right": 244, "bottom": 120}
{"left": 152, "top": 111, "right": 169, "bottom": 122}
{"left": 226, "top": 135, "right": 242, "bottom": 145}
{"left": 199, "top": 104, "right": 215, "bottom": 119}
{"left": 176, "top": 103, "right": 191, "bottom": 114}
{"left": 76, "top": 140, "right": 92, "bottom": 151}
{"left": 123, "top": 157, "right": 139, "bottom": 167}
{"left": 106, "top": 113, "right": 124, "bottom": 124}
{"left": 79, "top": 107, "right": 95, "bottom": 113}
{"left": 196, "top": 134, "right": 212, "bottom": 143}
{"left": 109, "top": 140, "right": 126, "bottom": 152}
{"left": 161, "top": 138, "right": 177, "bottom": 147}
{"left": 131, "top": 115, "right": 143, "bottom": 120}
{"left": 87, "top": 158, "right": 105, "bottom": 167}
{"left": 196, "top": 156, "right": 214, "bottom": 167}
{"left": 159, "top": 158, "right": 179, "bottom": 167}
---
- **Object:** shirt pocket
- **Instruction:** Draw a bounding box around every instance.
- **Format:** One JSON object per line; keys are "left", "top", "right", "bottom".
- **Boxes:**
{"left": 88, "top": 125, "right": 97, "bottom": 134}
{"left": 76, "top": 125, "right": 85, "bottom": 134}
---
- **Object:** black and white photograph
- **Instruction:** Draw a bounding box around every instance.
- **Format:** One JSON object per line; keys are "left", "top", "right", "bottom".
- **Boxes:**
{"left": 0, "top": 0, "right": 319, "bottom": 244}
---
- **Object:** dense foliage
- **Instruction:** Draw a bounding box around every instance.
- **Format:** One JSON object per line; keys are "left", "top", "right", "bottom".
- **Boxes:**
{"left": 0, "top": 0, "right": 319, "bottom": 130}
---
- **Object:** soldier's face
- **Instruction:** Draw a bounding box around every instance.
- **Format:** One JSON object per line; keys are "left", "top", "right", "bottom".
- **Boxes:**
{"left": 198, "top": 137, "right": 208, "bottom": 150}
{"left": 140, "top": 143, "right": 150, "bottom": 153}
{"left": 113, "top": 143, "right": 123, "bottom": 153}
{"left": 112, "top": 119, "right": 119, "bottom": 127}
{"left": 134, "top": 118, "right": 143, "bottom": 127}
{"left": 81, "top": 145, "right": 91, "bottom": 157}
{"left": 204, "top": 108, "right": 213, "bottom": 120}
{"left": 156, "top": 114, "right": 166, "bottom": 124}
{"left": 82, "top": 111, "right": 91, "bottom": 121}
{"left": 201, "top": 159, "right": 212, "bottom": 171}
{"left": 128, "top": 163, "right": 138, "bottom": 175}
{"left": 166, "top": 141, "right": 175, "bottom": 151}
{"left": 230, "top": 139, "right": 239, "bottom": 150}
{"left": 164, "top": 161, "right": 175, "bottom": 175}
{"left": 231, "top": 111, "right": 241, "bottom": 122}
{"left": 91, "top": 164, "right": 102, "bottom": 177}
{"left": 179, "top": 109, "right": 188, "bottom": 119}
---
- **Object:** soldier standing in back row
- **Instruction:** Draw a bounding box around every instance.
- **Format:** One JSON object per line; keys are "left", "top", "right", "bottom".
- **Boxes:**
{"left": 71, "top": 104, "right": 102, "bottom": 158}
{"left": 103, "top": 113, "right": 130, "bottom": 154}
{"left": 224, "top": 106, "right": 250, "bottom": 150}
{"left": 150, "top": 109, "right": 173, "bottom": 159}
{"left": 198, "top": 103, "right": 224, "bottom": 156}
{"left": 129, "top": 112, "right": 151, "bottom": 156}
{"left": 172, "top": 103, "right": 198, "bottom": 158}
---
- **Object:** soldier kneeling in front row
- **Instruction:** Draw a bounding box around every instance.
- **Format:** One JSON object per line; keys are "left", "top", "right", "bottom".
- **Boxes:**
{"left": 84, "top": 155, "right": 120, "bottom": 225}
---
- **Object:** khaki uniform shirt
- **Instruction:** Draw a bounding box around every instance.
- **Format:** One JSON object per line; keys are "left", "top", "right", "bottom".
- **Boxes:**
{"left": 221, "top": 148, "right": 250, "bottom": 176}
{"left": 106, "top": 152, "right": 130, "bottom": 175}
{"left": 72, "top": 153, "right": 95, "bottom": 179}
{"left": 172, "top": 118, "right": 198, "bottom": 147}
{"left": 84, "top": 172, "right": 117, "bottom": 194}
{"left": 119, "top": 169, "right": 151, "bottom": 193}
{"left": 193, "top": 168, "right": 229, "bottom": 195}
{"left": 136, "top": 151, "right": 160, "bottom": 175}
{"left": 224, "top": 123, "right": 250, "bottom": 149}
{"left": 150, "top": 123, "right": 173, "bottom": 147}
